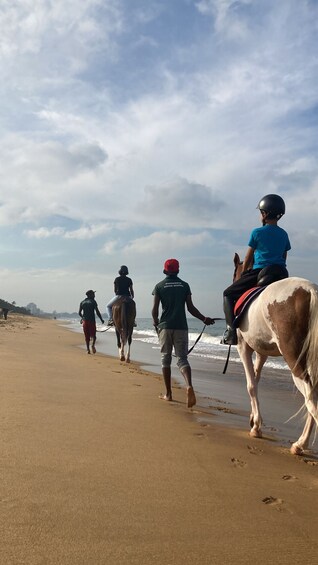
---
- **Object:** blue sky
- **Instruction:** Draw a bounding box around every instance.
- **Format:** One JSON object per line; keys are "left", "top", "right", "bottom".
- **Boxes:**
{"left": 0, "top": 0, "right": 318, "bottom": 316}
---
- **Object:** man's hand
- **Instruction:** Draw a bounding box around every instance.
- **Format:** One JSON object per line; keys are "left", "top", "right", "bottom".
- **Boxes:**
{"left": 204, "top": 317, "right": 215, "bottom": 326}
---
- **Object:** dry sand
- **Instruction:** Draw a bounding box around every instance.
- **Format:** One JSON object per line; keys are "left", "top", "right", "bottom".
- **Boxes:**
{"left": 1, "top": 314, "right": 318, "bottom": 565}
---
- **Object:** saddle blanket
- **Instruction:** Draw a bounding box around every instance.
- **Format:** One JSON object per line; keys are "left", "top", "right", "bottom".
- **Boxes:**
{"left": 233, "top": 286, "right": 266, "bottom": 327}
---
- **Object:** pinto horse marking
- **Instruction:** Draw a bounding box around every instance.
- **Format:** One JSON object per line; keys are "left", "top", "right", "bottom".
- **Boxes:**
{"left": 233, "top": 253, "right": 318, "bottom": 455}
{"left": 112, "top": 297, "right": 136, "bottom": 363}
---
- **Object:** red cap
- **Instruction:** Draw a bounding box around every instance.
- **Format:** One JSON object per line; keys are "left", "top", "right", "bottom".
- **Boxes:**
{"left": 164, "top": 258, "right": 179, "bottom": 273}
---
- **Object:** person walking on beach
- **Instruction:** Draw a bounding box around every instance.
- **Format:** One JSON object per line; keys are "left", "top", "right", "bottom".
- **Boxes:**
{"left": 152, "top": 258, "right": 214, "bottom": 408}
{"left": 222, "top": 194, "right": 291, "bottom": 346}
{"left": 106, "top": 265, "right": 135, "bottom": 326}
{"left": 79, "top": 290, "right": 104, "bottom": 354}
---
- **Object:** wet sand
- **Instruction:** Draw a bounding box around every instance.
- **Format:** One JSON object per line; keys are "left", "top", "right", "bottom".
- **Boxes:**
{"left": 1, "top": 315, "right": 318, "bottom": 564}
{"left": 90, "top": 325, "right": 315, "bottom": 452}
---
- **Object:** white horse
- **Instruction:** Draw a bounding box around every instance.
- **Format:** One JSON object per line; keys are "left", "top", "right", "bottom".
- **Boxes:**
{"left": 233, "top": 253, "right": 318, "bottom": 455}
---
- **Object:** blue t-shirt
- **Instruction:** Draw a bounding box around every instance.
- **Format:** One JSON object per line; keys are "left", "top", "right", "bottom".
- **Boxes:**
{"left": 248, "top": 224, "right": 291, "bottom": 269}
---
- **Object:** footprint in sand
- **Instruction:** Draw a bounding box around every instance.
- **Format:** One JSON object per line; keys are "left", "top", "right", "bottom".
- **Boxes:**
{"left": 231, "top": 458, "right": 247, "bottom": 468}
{"left": 303, "top": 458, "right": 318, "bottom": 466}
{"left": 132, "top": 383, "right": 142, "bottom": 387}
{"left": 247, "top": 445, "right": 264, "bottom": 456}
{"left": 281, "top": 474, "right": 298, "bottom": 481}
{"left": 262, "top": 496, "right": 284, "bottom": 510}
{"left": 193, "top": 432, "right": 206, "bottom": 439}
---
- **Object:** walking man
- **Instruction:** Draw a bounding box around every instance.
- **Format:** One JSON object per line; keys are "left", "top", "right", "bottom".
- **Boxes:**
{"left": 152, "top": 259, "right": 214, "bottom": 408}
{"left": 79, "top": 290, "right": 104, "bottom": 354}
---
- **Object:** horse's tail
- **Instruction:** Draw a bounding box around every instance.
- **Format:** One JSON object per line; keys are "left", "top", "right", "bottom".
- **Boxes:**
{"left": 300, "top": 284, "right": 318, "bottom": 393}
{"left": 120, "top": 301, "right": 129, "bottom": 346}
{"left": 120, "top": 299, "right": 136, "bottom": 346}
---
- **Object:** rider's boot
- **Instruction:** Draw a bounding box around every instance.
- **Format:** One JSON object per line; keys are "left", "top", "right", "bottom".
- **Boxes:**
{"left": 221, "top": 296, "right": 238, "bottom": 345}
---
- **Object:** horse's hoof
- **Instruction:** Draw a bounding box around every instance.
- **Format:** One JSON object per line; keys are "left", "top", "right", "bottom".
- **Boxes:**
{"left": 290, "top": 444, "right": 304, "bottom": 456}
{"left": 250, "top": 428, "right": 262, "bottom": 438}
{"left": 126, "top": 359, "right": 130, "bottom": 363}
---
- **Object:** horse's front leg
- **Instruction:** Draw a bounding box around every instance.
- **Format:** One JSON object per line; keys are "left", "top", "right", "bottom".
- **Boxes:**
{"left": 237, "top": 339, "right": 264, "bottom": 438}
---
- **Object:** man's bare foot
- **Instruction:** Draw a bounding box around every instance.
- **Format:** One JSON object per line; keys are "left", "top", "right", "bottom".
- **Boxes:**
{"left": 187, "top": 386, "right": 196, "bottom": 408}
{"left": 92, "top": 345, "right": 96, "bottom": 354}
{"left": 159, "top": 393, "right": 172, "bottom": 401}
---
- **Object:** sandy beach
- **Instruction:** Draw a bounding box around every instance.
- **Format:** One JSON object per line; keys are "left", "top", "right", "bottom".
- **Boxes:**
{"left": 1, "top": 315, "right": 318, "bottom": 565}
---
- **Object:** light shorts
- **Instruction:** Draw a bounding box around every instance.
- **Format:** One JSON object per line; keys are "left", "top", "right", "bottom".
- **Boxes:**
{"left": 158, "top": 328, "right": 190, "bottom": 370}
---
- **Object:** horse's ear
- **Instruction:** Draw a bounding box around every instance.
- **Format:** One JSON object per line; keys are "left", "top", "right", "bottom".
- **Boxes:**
{"left": 234, "top": 252, "right": 241, "bottom": 266}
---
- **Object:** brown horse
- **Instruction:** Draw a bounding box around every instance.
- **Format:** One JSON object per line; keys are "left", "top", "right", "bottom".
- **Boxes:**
{"left": 232, "top": 253, "right": 318, "bottom": 455}
{"left": 112, "top": 296, "right": 136, "bottom": 363}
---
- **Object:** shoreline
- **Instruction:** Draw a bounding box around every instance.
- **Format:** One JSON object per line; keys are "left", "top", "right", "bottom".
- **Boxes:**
{"left": 70, "top": 322, "right": 317, "bottom": 455}
{"left": 1, "top": 315, "right": 318, "bottom": 564}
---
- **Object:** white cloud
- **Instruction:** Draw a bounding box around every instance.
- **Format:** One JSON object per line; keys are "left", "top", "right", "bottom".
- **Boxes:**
{"left": 123, "top": 231, "right": 211, "bottom": 254}
{"left": 25, "top": 227, "right": 65, "bottom": 239}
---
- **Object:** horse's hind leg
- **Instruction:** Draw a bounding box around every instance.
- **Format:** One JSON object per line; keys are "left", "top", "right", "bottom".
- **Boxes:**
{"left": 291, "top": 411, "right": 315, "bottom": 455}
{"left": 125, "top": 333, "right": 133, "bottom": 363}
{"left": 238, "top": 341, "right": 265, "bottom": 438}
{"left": 291, "top": 375, "right": 318, "bottom": 455}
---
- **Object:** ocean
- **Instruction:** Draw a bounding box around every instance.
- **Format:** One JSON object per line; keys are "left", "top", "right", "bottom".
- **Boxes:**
{"left": 63, "top": 316, "right": 317, "bottom": 454}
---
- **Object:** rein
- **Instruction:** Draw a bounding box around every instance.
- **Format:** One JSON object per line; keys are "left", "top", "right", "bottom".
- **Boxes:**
{"left": 155, "top": 318, "right": 224, "bottom": 356}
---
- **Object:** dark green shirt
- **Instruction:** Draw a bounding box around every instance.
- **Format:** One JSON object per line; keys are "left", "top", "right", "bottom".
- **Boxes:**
{"left": 79, "top": 298, "right": 98, "bottom": 322}
{"left": 152, "top": 275, "right": 191, "bottom": 330}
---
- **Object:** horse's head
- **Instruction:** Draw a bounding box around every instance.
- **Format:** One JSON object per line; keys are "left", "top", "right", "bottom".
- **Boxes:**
{"left": 233, "top": 253, "right": 243, "bottom": 283}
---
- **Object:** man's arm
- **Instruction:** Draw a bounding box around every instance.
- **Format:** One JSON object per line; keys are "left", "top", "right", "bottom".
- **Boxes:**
{"left": 185, "top": 295, "right": 214, "bottom": 326}
{"left": 152, "top": 295, "right": 160, "bottom": 327}
{"left": 95, "top": 306, "right": 104, "bottom": 324}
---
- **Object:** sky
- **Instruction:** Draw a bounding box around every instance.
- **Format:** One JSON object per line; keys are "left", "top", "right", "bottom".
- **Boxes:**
{"left": 0, "top": 0, "right": 318, "bottom": 317}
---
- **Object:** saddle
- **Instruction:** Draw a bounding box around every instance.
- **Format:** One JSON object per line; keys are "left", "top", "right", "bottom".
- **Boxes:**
{"left": 233, "top": 265, "right": 288, "bottom": 327}
{"left": 234, "top": 287, "right": 265, "bottom": 321}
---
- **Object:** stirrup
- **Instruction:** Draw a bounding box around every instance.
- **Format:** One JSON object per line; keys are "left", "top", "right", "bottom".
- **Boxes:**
{"left": 221, "top": 328, "right": 237, "bottom": 346}
{"left": 107, "top": 319, "right": 114, "bottom": 327}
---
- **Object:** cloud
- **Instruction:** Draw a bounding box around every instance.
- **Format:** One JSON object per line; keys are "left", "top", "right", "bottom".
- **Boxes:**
{"left": 137, "top": 178, "right": 225, "bottom": 229}
{"left": 25, "top": 223, "right": 112, "bottom": 240}
{"left": 122, "top": 230, "right": 212, "bottom": 254}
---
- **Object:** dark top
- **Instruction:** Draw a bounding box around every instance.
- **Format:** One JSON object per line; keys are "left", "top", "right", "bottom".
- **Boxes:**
{"left": 79, "top": 298, "right": 99, "bottom": 322}
{"left": 114, "top": 275, "right": 133, "bottom": 296}
{"left": 152, "top": 275, "right": 191, "bottom": 330}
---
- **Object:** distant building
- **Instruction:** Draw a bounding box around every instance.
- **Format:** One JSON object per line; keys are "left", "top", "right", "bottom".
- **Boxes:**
{"left": 26, "top": 303, "right": 41, "bottom": 316}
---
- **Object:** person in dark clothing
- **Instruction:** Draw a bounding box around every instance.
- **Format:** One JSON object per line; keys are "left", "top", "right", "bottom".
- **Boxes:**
{"left": 106, "top": 266, "right": 134, "bottom": 326}
{"left": 152, "top": 258, "right": 214, "bottom": 408}
{"left": 79, "top": 290, "right": 104, "bottom": 354}
{"left": 222, "top": 194, "right": 291, "bottom": 346}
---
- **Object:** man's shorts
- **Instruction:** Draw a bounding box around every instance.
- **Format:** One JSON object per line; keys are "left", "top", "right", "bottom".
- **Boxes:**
{"left": 158, "top": 328, "right": 190, "bottom": 370}
{"left": 82, "top": 320, "right": 96, "bottom": 340}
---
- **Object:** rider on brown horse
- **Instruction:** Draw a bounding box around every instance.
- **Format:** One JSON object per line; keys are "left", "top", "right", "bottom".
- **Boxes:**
{"left": 222, "top": 194, "right": 291, "bottom": 346}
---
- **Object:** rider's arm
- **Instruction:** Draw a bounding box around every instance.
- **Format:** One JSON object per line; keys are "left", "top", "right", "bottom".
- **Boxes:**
{"left": 242, "top": 246, "right": 254, "bottom": 273}
{"left": 129, "top": 282, "right": 134, "bottom": 299}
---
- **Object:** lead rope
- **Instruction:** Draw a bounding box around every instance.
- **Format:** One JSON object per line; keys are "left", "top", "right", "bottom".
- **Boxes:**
{"left": 155, "top": 318, "right": 224, "bottom": 356}
{"left": 222, "top": 345, "right": 231, "bottom": 374}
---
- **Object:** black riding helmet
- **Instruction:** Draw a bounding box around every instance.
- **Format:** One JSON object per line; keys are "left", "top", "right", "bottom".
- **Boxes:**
{"left": 119, "top": 265, "right": 129, "bottom": 275}
{"left": 257, "top": 194, "right": 285, "bottom": 220}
